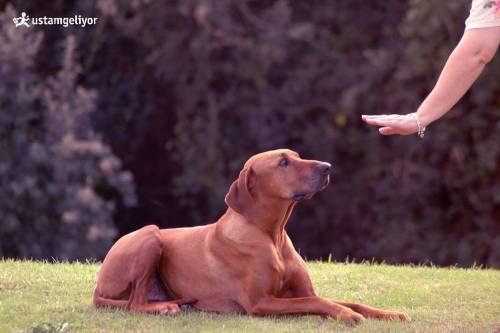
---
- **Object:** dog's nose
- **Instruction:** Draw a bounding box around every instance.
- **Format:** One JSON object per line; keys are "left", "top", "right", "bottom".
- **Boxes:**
{"left": 318, "top": 162, "right": 332, "bottom": 175}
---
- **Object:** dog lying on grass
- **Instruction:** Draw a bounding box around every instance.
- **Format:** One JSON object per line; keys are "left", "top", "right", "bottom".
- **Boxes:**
{"left": 94, "top": 149, "right": 410, "bottom": 324}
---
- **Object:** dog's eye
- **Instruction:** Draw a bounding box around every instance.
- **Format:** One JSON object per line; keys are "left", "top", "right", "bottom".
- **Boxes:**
{"left": 279, "top": 157, "right": 290, "bottom": 167}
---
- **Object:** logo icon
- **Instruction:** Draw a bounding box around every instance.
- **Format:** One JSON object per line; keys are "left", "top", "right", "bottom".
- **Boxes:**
{"left": 12, "top": 12, "right": 30, "bottom": 28}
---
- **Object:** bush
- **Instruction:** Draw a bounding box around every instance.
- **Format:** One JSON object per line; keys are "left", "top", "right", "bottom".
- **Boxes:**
{"left": 1, "top": 0, "right": 499, "bottom": 266}
{"left": 0, "top": 6, "right": 136, "bottom": 260}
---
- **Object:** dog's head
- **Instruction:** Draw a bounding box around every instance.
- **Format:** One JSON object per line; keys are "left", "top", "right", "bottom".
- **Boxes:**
{"left": 225, "top": 149, "right": 331, "bottom": 218}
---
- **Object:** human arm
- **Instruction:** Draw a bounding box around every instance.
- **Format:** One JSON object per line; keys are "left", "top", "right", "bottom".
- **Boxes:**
{"left": 362, "top": 26, "right": 500, "bottom": 136}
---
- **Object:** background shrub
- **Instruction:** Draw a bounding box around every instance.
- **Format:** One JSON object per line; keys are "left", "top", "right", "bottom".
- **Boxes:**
{"left": 1, "top": 0, "right": 499, "bottom": 266}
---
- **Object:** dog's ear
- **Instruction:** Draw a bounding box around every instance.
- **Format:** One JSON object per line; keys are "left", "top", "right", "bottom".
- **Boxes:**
{"left": 225, "top": 166, "right": 255, "bottom": 218}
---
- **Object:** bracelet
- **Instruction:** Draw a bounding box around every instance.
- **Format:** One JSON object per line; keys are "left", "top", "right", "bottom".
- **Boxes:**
{"left": 410, "top": 113, "right": 426, "bottom": 138}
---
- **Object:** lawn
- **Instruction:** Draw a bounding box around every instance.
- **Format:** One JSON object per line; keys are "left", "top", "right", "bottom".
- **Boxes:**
{"left": 0, "top": 260, "right": 499, "bottom": 333}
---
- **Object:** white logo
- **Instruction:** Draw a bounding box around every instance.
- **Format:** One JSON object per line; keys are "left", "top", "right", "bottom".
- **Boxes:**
{"left": 12, "top": 12, "right": 98, "bottom": 28}
{"left": 12, "top": 12, "right": 30, "bottom": 27}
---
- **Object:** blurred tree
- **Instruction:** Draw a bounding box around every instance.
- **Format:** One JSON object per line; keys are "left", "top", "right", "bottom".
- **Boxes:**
{"left": 372, "top": 0, "right": 500, "bottom": 266}
{"left": 0, "top": 6, "right": 136, "bottom": 260}
{"left": 1, "top": 0, "right": 498, "bottom": 266}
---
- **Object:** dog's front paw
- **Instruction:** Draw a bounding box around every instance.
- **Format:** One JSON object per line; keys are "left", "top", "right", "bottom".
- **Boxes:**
{"left": 338, "top": 310, "right": 366, "bottom": 325}
{"left": 383, "top": 310, "right": 411, "bottom": 322}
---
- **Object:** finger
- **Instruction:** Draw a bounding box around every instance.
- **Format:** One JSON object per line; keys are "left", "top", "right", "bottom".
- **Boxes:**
{"left": 362, "top": 115, "right": 390, "bottom": 120}
{"left": 362, "top": 115, "right": 403, "bottom": 124}
{"left": 364, "top": 119, "right": 398, "bottom": 127}
{"left": 378, "top": 114, "right": 405, "bottom": 121}
{"left": 379, "top": 127, "right": 397, "bottom": 135}
{"left": 362, "top": 114, "right": 400, "bottom": 119}
{"left": 362, "top": 115, "right": 381, "bottom": 120}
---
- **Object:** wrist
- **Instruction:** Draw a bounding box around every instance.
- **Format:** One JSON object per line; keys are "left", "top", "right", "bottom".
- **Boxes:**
{"left": 416, "top": 110, "right": 433, "bottom": 128}
{"left": 410, "top": 113, "right": 426, "bottom": 138}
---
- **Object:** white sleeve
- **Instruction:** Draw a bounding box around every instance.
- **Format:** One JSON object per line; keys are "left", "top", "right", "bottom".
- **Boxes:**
{"left": 465, "top": 0, "right": 500, "bottom": 30}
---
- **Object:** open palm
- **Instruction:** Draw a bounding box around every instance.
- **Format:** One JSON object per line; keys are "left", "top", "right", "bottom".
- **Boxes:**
{"left": 361, "top": 114, "right": 419, "bottom": 136}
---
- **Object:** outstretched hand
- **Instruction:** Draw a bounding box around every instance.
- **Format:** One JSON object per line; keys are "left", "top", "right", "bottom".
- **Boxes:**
{"left": 361, "top": 114, "right": 419, "bottom": 136}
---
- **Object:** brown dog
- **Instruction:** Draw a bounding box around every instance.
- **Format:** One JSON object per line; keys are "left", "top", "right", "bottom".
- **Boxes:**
{"left": 94, "top": 149, "right": 410, "bottom": 324}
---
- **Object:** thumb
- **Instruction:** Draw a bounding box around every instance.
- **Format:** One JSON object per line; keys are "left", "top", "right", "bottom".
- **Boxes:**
{"left": 379, "top": 127, "right": 396, "bottom": 136}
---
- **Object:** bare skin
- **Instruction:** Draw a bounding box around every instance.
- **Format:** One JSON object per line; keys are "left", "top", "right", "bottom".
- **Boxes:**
{"left": 362, "top": 27, "right": 500, "bottom": 136}
{"left": 94, "top": 149, "right": 410, "bottom": 324}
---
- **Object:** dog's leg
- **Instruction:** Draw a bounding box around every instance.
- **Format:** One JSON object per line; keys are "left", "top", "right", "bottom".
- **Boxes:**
{"left": 279, "top": 258, "right": 410, "bottom": 322}
{"left": 127, "top": 274, "right": 183, "bottom": 315}
{"left": 94, "top": 225, "right": 189, "bottom": 315}
{"left": 331, "top": 300, "right": 411, "bottom": 322}
{"left": 94, "top": 293, "right": 183, "bottom": 315}
{"left": 94, "top": 288, "right": 194, "bottom": 314}
{"left": 246, "top": 296, "right": 365, "bottom": 324}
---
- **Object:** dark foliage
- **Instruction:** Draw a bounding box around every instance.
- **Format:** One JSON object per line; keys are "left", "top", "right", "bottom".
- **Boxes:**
{"left": 1, "top": 0, "right": 499, "bottom": 266}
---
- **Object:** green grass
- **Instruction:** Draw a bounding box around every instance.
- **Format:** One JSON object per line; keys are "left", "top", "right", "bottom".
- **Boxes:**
{"left": 0, "top": 260, "right": 499, "bottom": 333}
